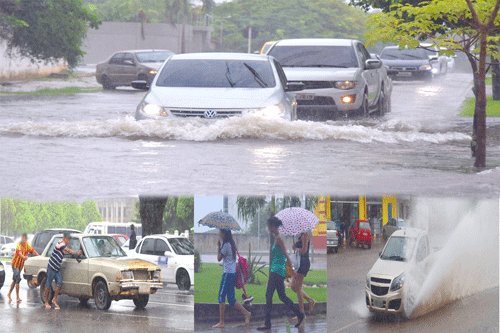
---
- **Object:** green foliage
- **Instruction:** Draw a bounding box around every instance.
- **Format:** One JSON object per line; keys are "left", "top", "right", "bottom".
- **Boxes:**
{"left": 213, "top": 0, "right": 367, "bottom": 52}
{"left": 0, "top": 87, "right": 102, "bottom": 96}
{"left": 246, "top": 242, "right": 267, "bottom": 284}
{"left": 0, "top": 198, "right": 101, "bottom": 236}
{"left": 2, "top": 0, "right": 101, "bottom": 68}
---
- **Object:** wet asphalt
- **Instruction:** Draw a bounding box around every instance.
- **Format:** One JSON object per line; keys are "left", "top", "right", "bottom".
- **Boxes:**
{"left": 0, "top": 262, "right": 194, "bottom": 333}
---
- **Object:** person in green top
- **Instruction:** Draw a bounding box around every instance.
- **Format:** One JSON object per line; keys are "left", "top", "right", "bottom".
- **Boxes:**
{"left": 257, "top": 216, "right": 305, "bottom": 331}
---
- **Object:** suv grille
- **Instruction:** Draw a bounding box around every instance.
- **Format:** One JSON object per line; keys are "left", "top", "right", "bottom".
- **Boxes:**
{"left": 371, "top": 277, "right": 391, "bottom": 284}
{"left": 297, "top": 96, "right": 335, "bottom": 106}
{"left": 371, "top": 285, "right": 389, "bottom": 296}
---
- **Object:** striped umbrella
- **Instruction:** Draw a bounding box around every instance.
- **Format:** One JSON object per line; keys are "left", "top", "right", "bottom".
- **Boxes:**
{"left": 275, "top": 207, "right": 319, "bottom": 236}
{"left": 198, "top": 211, "right": 241, "bottom": 231}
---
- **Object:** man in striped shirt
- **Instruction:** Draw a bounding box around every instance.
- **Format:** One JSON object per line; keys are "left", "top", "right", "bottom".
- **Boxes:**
{"left": 45, "top": 232, "right": 80, "bottom": 309}
{"left": 7, "top": 233, "right": 39, "bottom": 303}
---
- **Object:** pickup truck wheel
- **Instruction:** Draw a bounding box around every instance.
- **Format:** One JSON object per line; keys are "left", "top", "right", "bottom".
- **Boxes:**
{"left": 39, "top": 276, "right": 54, "bottom": 304}
{"left": 133, "top": 294, "right": 149, "bottom": 308}
{"left": 94, "top": 280, "right": 112, "bottom": 310}
{"left": 359, "top": 91, "right": 369, "bottom": 117}
{"left": 376, "top": 90, "right": 387, "bottom": 116}
{"left": 176, "top": 269, "right": 191, "bottom": 290}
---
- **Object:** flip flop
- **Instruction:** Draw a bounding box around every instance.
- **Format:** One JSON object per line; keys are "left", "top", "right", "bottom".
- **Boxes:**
{"left": 54, "top": 306, "right": 60, "bottom": 310}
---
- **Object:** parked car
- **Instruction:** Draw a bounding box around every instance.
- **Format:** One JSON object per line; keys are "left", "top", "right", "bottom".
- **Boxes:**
{"left": 1, "top": 235, "right": 32, "bottom": 258}
{"left": 266, "top": 38, "right": 393, "bottom": 119}
{"left": 349, "top": 219, "right": 372, "bottom": 249}
{"left": 365, "top": 228, "right": 434, "bottom": 316}
{"left": 383, "top": 218, "right": 407, "bottom": 240}
{"left": 0, "top": 261, "right": 4, "bottom": 290}
{"left": 110, "top": 234, "right": 129, "bottom": 247}
{"left": 96, "top": 49, "right": 175, "bottom": 90}
{"left": 327, "top": 221, "right": 340, "bottom": 253}
{"left": 379, "top": 45, "right": 445, "bottom": 81}
{"left": 133, "top": 52, "right": 303, "bottom": 121}
{"left": 31, "top": 228, "right": 82, "bottom": 256}
{"left": 127, "top": 234, "right": 194, "bottom": 290}
{"left": 0, "top": 235, "right": 14, "bottom": 246}
{"left": 24, "top": 234, "right": 162, "bottom": 310}
{"left": 0, "top": 235, "right": 14, "bottom": 257}
{"left": 260, "top": 41, "right": 276, "bottom": 55}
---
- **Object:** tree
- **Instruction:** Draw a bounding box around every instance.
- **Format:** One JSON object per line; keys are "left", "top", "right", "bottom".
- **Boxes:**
{"left": 162, "top": 196, "right": 194, "bottom": 233}
{"left": 1, "top": 0, "right": 101, "bottom": 68}
{"left": 13, "top": 200, "right": 36, "bottom": 236}
{"left": 364, "top": 0, "right": 500, "bottom": 168}
{"left": 81, "top": 200, "right": 102, "bottom": 225}
{"left": 213, "top": 0, "right": 367, "bottom": 52}
{"left": 1, "top": 198, "right": 16, "bottom": 235}
{"left": 139, "top": 196, "right": 168, "bottom": 235}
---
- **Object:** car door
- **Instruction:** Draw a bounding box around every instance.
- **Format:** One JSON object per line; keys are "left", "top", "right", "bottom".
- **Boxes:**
{"left": 108, "top": 53, "right": 125, "bottom": 84}
{"left": 122, "top": 53, "right": 138, "bottom": 84}
{"left": 155, "top": 238, "right": 175, "bottom": 283}
{"left": 60, "top": 238, "right": 89, "bottom": 296}
{"left": 356, "top": 42, "right": 380, "bottom": 106}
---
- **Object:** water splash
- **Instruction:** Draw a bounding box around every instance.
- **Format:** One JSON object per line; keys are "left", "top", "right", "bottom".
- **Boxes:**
{"left": 0, "top": 115, "right": 471, "bottom": 143}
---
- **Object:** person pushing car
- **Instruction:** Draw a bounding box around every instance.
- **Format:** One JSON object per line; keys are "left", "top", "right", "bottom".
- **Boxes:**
{"left": 44, "top": 232, "right": 81, "bottom": 309}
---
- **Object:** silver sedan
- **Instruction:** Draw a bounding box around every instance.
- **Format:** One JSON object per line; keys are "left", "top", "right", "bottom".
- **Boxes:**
{"left": 133, "top": 52, "right": 303, "bottom": 120}
{"left": 96, "top": 49, "right": 174, "bottom": 90}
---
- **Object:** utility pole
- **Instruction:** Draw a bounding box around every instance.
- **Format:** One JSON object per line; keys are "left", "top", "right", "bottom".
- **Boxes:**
{"left": 247, "top": 26, "right": 252, "bottom": 53}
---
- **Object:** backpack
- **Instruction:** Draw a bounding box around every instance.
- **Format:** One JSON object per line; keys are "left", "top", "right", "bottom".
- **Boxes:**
{"left": 234, "top": 248, "right": 248, "bottom": 289}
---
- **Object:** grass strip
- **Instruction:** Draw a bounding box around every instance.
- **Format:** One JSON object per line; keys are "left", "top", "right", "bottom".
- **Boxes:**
{"left": 461, "top": 96, "right": 500, "bottom": 117}
{"left": 0, "top": 86, "right": 101, "bottom": 96}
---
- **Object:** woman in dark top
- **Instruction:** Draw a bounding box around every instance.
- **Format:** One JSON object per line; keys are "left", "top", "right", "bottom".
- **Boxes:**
{"left": 291, "top": 231, "right": 316, "bottom": 318}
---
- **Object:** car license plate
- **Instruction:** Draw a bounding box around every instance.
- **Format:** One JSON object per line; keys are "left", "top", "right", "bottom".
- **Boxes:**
{"left": 373, "top": 297, "right": 384, "bottom": 308}
{"left": 397, "top": 72, "right": 412, "bottom": 77}
{"left": 295, "top": 93, "right": 315, "bottom": 100}
{"left": 139, "top": 285, "right": 151, "bottom": 294}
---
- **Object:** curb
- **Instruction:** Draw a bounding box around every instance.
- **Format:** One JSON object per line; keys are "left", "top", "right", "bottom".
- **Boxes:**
{"left": 195, "top": 301, "right": 327, "bottom": 323}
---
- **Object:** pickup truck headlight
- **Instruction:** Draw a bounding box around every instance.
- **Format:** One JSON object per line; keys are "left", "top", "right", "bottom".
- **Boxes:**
{"left": 121, "top": 270, "right": 134, "bottom": 280}
{"left": 419, "top": 65, "right": 432, "bottom": 71}
{"left": 257, "top": 103, "right": 284, "bottom": 117}
{"left": 153, "top": 270, "right": 161, "bottom": 280}
{"left": 334, "top": 81, "right": 357, "bottom": 90}
{"left": 390, "top": 273, "right": 404, "bottom": 291}
{"left": 141, "top": 102, "right": 166, "bottom": 116}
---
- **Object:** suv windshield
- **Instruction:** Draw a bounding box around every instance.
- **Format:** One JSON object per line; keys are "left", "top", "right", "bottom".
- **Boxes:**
{"left": 380, "top": 48, "right": 431, "bottom": 60}
{"left": 380, "top": 236, "right": 416, "bottom": 261}
{"left": 326, "top": 221, "right": 336, "bottom": 230}
{"left": 169, "top": 237, "right": 194, "bottom": 255}
{"left": 135, "top": 51, "right": 174, "bottom": 63}
{"left": 156, "top": 59, "right": 276, "bottom": 88}
{"left": 83, "top": 236, "right": 127, "bottom": 258}
{"left": 268, "top": 45, "right": 358, "bottom": 68}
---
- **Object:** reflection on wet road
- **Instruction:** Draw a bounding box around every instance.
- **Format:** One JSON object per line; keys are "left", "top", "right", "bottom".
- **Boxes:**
{"left": 0, "top": 73, "right": 499, "bottom": 199}
{"left": 0, "top": 263, "right": 194, "bottom": 332}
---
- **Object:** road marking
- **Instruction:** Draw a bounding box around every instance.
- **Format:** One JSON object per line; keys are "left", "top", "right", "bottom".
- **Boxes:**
{"left": 332, "top": 319, "right": 363, "bottom": 333}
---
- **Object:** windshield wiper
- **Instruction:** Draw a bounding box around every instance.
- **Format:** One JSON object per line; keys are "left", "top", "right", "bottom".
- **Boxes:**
{"left": 225, "top": 62, "right": 236, "bottom": 87}
{"left": 385, "top": 255, "right": 406, "bottom": 261}
{"left": 307, "top": 64, "right": 348, "bottom": 68}
{"left": 243, "top": 63, "right": 267, "bottom": 88}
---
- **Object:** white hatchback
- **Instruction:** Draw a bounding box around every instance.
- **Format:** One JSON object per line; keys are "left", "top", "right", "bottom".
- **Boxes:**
{"left": 133, "top": 52, "right": 302, "bottom": 121}
{"left": 127, "top": 234, "right": 194, "bottom": 290}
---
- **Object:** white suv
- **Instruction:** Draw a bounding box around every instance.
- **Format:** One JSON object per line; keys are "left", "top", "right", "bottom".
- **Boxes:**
{"left": 266, "top": 38, "right": 393, "bottom": 119}
{"left": 365, "top": 228, "right": 434, "bottom": 316}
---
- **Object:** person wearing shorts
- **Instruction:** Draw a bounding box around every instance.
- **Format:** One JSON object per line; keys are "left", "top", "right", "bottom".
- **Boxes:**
{"left": 7, "top": 234, "right": 38, "bottom": 303}
{"left": 45, "top": 232, "right": 80, "bottom": 309}
{"left": 291, "top": 231, "right": 316, "bottom": 320}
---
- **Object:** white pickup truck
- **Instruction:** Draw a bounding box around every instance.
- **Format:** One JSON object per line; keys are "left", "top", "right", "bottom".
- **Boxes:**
{"left": 365, "top": 228, "right": 435, "bottom": 317}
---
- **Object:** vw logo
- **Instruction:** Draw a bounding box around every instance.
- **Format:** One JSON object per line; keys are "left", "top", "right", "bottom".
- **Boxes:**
{"left": 203, "top": 109, "right": 217, "bottom": 119}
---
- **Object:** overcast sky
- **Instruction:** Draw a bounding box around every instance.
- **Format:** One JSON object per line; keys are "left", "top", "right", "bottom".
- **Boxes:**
{"left": 194, "top": 195, "right": 223, "bottom": 233}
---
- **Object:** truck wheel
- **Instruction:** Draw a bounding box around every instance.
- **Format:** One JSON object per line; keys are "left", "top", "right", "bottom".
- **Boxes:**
{"left": 359, "top": 91, "right": 369, "bottom": 117}
{"left": 133, "top": 294, "right": 149, "bottom": 308}
{"left": 93, "top": 280, "right": 112, "bottom": 310}
{"left": 39, "top": 275, "right": 54, "bottom": 305}
{"left": 376, "top": 89, "right": 387, "bottom": 117}
{"left": 176, "top": 269, "right": 191, "bottom": 290}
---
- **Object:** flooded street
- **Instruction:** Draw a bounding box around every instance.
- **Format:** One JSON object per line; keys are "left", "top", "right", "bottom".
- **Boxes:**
{"left": 1, "top": 72, "right": 499, "bottom": 200}
{"left": 0, "top": 262, "right": 194, "bottom": 332}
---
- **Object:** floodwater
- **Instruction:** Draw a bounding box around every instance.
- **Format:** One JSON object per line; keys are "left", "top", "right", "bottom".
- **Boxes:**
{"left": 1, "top": 72, "right": 499, "bottom": 200}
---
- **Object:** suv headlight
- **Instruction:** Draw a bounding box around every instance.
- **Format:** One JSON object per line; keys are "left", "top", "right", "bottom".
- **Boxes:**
{"left": 121, "top": 270, "right": 134, "bottom": 280}
{"left": 390, "top": 273, "right": 404, "bottom": 291}
{"left": 334, "top": 81, "right": 357, "bottom": 90}
{"left": 419, "top": 65, "right": 432, "bottom": 71}
{"left": 257, "top": 103, "right": 285, "bottom": 117}
{"left": 153, "top": 270, "right": 161, "bottom": 280}
{"left": 141, "top": 102, "right": 166, "bottom": 116}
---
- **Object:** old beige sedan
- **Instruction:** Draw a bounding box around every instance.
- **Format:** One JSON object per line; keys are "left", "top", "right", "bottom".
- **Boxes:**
{"left": 24, "top": 234, "right": 162, "bottom": 310}
{"left": 96, "top": 49, "right": 174, "bottom": 90}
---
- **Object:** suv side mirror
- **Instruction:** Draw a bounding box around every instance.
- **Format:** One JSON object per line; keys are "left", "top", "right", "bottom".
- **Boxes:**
{"left": 365, "top": 59, "right": 382, "bottom": 70}
{"left": 131, "top": 80, "right": 149, "bottom": 90}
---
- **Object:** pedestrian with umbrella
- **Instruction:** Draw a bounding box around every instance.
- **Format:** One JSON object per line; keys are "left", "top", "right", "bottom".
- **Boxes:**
{"left": 276, "top": 207, "right": 318, "bottom": 321}
{"left": 199, "top": 212, "right": 251, "bottom": 328}
{"left": 257, "top": 215, "right": 305, "bottom": 331}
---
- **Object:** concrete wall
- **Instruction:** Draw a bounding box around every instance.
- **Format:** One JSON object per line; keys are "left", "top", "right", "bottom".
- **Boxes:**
{"left": 81, "top": 22, "right": 215, "bottom": 65}
{"left": 0, "top": 41, "right": 66, "bottom": 81}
